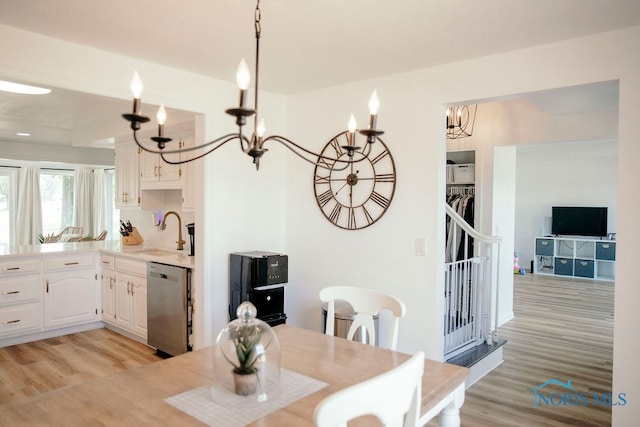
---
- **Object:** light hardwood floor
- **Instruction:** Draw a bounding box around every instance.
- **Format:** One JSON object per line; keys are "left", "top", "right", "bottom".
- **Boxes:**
{"left": 0, "top": 274, "right": 614, "bottom": 425}
{"left": 431, "top": 273, "right": 615, "bottom": 427}
{"left": 0, "top": 328, "right": 162, "bottom": 405}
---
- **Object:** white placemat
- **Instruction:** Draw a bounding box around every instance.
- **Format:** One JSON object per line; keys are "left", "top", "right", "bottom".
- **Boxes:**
{"left": 166, "top": 368, "right": 328, "bottom": 426}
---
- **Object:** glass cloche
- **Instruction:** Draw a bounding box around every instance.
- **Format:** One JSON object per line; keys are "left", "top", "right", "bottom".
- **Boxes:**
{"left": 211, "top": 302, "right": 281, "bottom": 403}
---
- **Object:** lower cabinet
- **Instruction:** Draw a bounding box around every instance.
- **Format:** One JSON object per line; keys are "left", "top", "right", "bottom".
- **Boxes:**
{"left": 109, "top": 257, "right": 147, "bottom": 341}
{"left": 43, "top": 268, "right": 99, "bottom": 329}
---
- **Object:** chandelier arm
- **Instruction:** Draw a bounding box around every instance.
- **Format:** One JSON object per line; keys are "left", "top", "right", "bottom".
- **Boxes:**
{"left": 132, "top": 130, "right": 241, "bottom": 155}
{"left": 263, "top": 135, "right": 358, "bottom": 172}
{"left": 261, "top": 134, "right": 361, "bottom": 165}
{"left": 159, "top": 134, "right": 241, "bottom": 165}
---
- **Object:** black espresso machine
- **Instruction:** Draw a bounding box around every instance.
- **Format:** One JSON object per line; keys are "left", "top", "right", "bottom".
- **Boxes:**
{"left": 229, "top": 251, "right": 288, "bottom": 326}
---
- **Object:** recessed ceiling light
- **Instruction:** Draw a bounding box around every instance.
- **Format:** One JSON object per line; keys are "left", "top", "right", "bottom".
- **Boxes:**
{"left": 0, "top": 80, "right": 51, "bottom": 95}
{"left": 16, "top": 132, "right": 31, "bottom": 137}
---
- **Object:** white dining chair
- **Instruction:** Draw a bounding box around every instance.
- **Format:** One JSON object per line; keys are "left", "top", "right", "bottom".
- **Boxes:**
{"left": 314, "top": 351, "right": 425, "bottom": 427}
{"left": 319, "top": 286, "right": 406, "bottom": 350}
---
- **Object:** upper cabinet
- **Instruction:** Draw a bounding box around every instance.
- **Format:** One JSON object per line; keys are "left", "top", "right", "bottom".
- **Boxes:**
{"left": 115, "top": 122, "right": 197, "bottom": 210}
{"left": 114, "top": 142, "right": 141, "bottom": 208}
{"left": 140, "top": 145, "right": 183, "bottom": 190}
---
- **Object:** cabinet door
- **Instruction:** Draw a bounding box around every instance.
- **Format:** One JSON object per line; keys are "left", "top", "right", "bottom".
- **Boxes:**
{"left": 115, "top": 272, "right": 133, "bottom": 331}
{"left": 101, "top": 271, "right": 116, "bottom": 325}
{"left": 115, "top": 143, "right": 140, "bottom": 208}
{"left": 131, "top": 276, "right": 147, "bottom": 339}
{"left": 44, "top": 269, "right": 99, "bottom": 328}
{"left": 140, "top": 150, "right": 182, "bottom": 189}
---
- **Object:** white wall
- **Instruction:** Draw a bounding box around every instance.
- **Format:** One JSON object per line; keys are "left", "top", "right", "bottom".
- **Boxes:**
{"left": 3, "top": 20, "right": 640, "bottom": 425}
{"left": 515, "top": 140, "right": 618, "bottom": 268}
{"left": 492, "top": 146, "right": 517, "bottom": 325}
{"left": 284, "top": 26, "right": 640, "bottom": 425}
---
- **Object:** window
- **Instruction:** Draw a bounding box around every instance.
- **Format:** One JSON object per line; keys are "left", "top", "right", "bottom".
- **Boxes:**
{"left": 40, "top": 170, "right": 74, "bottom": 236}
{"left": 0, "top": 168, "right": 17, "bottom": 245}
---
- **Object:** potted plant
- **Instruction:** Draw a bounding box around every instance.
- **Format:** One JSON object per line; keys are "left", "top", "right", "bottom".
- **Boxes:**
{"left": 222, "top": 302, "right": 265, "bottom": 395}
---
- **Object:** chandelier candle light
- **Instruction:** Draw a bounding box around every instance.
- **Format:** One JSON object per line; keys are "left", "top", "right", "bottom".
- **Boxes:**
{"left": 122, "top": 0, "right": 388, "bottom": 171}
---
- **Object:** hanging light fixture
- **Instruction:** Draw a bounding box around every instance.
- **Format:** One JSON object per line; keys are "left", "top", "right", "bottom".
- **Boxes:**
{"left": 122, "top": 0, "right": 387, "bottom": 171}
{"left": 446, "top": 104, "right": 477, "bottom": 139}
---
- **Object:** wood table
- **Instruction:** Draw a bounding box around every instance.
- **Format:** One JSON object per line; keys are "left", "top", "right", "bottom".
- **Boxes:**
{"left": 0, "top": 325, "right": 468, "bottom": 426}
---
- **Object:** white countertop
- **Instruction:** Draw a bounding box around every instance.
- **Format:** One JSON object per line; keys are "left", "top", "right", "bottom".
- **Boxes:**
{"left": 0, "top": 240, "right": 195, "bottom": 269}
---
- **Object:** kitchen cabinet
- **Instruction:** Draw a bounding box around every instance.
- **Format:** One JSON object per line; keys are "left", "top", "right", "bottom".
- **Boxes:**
{"left": 0, "top": 257, "right": 42, "bottom": 337}
{"left": 43, "top": 254, "right": 99, "bottom": 329}
{"left": 111, "top": 257, "right": 147, "bottom": 341}
{"left": 139, "top": 146, "right": 183, "bottom": 190}
{"left": 100, "top": 255, "right": 116, "bottom": 325}
{"left": 115, "top": 142, "right": 141, "bottom": 208}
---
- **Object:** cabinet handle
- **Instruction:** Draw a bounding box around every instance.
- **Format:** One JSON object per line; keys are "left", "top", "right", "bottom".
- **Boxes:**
{"left": 131, "top": 284, "right": 135, "bottom": 295}
{"left": 2, "top": 290, "right": 20, "bottom": 295}
{"left": 2, "top": 267, "right": 20, "bottom": 271}
{"left": 127, "top": 281, "right": 131, "bottom": 295}
{"left": 46, "top": 279, "right": 49, "bottom": 293}
{"left": 541, "top": 241, "right": 548, "bottom": 246}
{"left": 64, "top": 262, "right": 79, "bottom": 266}
{"left": 602, "top": 244, "right": 610, "bottom": 249}
{"left": 110, "top": 277, "right": 114, "bottom": 289}
{"left": 2, "top": 319, "right": 20, "bottom": 325}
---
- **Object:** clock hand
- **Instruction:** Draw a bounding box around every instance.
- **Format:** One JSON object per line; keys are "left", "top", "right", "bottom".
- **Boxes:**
{"left": 334, "top": 181, "right": 349, "bottom": 195}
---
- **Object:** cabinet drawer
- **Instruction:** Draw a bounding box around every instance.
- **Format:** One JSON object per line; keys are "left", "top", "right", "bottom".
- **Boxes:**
{"left": 45, "top": 254, "right": 96, "bottom": 271}
{"left": 574, "top": 259, "right": 595, "bottom": 278}
{"left": 0, "top": 302, "right": 41, "bottom": 336}
{"left": 595, "top": 242, "right": 616, "bottom": 261}
{"left": 0, "top": 275, "right": 40, "bottom": 305}
{"left": 554, "top": 258, "right": 574, "bottom": 276}
{"left": 115, "top": 257, "right": 147, "bottom": 276}
{"left": 0, "top": 258, "right": 41, "bottom": 276}
{"left": 100, "top": 254, "right": 115, "bottom": 270}
{"left": 535, "top": 239, "right": 554, "bottom": 256}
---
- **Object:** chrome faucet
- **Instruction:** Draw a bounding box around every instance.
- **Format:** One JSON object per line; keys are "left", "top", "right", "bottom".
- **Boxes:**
{"left": 160, "top": 211, "right": 185, "bottom": 250}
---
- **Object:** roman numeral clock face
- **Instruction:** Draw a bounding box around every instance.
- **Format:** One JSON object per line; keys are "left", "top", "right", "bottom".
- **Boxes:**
{"left": 313, "top": 133, "right": 396, "bottom": 230}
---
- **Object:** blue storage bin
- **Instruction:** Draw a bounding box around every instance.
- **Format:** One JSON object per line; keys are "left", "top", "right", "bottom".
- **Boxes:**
{"left": 574, "top": 259, "right": 595, "bottom": 278}
{"left": 554, "top": 258, "right": 573, "bottom": 276}
{"left": 536, "top": 239, "right": 554, "bottom": 256}
{"left": 596, "top": 242, "right": 616, "bottom": 261}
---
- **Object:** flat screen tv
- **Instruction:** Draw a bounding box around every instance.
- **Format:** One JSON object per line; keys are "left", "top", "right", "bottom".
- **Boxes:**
{"left": 551, "top": 206, "right": 608, "bottom": 237}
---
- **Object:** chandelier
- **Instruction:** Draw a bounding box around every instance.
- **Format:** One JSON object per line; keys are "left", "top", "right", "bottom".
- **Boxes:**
{"left": 446, "top": 104, "right": 477, "bottom": 139}
{"left": 122, "top": 0, "right": 386, "bottom": 171}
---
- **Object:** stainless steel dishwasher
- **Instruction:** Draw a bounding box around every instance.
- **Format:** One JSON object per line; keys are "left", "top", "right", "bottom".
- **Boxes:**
{"left": 147, "top": 262, "right": 192, "bottom": 357}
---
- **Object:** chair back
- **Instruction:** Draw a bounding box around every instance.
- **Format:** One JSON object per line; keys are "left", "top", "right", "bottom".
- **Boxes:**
{"left": 314, "top": 351, "right": 424, "bottom": 427}
{"left": 319, "top": 286, "right": 406, "bottom": 350}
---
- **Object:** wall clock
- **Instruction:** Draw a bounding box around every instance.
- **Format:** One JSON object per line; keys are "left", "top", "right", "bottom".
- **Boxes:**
{"left": 313, "top": 132, "right": 396, "bottom": 230}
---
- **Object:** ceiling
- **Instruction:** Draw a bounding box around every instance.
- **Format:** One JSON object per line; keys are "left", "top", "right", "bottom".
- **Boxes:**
{"left": 0, "top": 0, "right": 637, "bottom": 148}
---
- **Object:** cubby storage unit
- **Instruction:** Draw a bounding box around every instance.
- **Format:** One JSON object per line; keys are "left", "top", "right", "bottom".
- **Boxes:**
{"left": 533, "top": 236, "right": 616, "bottom": 281}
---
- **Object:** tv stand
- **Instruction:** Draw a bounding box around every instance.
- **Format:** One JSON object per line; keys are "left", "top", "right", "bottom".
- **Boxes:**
{"left": 533, "top": 236, "right": 615, "bottom": 282}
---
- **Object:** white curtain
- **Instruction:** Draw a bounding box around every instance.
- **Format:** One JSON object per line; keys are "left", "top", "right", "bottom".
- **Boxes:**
{"left": 92, "top": 169, "right": 107, "bottom": 236}
{"left": 16, "top": 166, "right": 43, "bottom": 245}
{"left": 73, "top": 168, "right": 94, "bottom": 236}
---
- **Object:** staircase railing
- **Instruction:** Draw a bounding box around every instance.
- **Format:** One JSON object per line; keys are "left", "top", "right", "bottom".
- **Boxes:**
{"left": 444, "top": 203, "right": 502, "bottom": 359}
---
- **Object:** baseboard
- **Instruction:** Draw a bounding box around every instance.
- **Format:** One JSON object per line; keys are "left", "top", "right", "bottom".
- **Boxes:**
{"left": 0, "top": 321, "right": 104, "bottom": 348}
{"left": 465, "top": 346, "right": 504, "bottom": 388}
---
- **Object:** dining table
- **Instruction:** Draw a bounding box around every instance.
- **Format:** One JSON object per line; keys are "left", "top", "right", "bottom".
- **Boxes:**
{"left": 0, "top": 325, "right": 468, "bottom": 426}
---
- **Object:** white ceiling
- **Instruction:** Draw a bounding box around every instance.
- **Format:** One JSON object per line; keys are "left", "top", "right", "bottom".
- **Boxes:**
{"left": 0, "top": 0, "right": 636, "bottom": 147}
